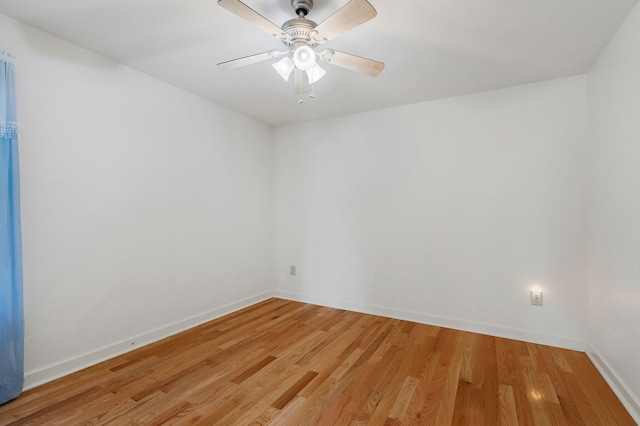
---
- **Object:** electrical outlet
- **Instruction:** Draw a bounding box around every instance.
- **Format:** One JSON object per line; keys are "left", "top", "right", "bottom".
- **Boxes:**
{"left": 530, "top": 290, "right": 543, "bottom": 306}
{"left": 290, "top": 265, "right": 296, "bottom": 276}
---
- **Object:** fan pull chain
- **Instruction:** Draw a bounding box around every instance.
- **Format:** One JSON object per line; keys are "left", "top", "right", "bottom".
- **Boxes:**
{"left": 298, "top": 86, "right": 317, "bottom": 104}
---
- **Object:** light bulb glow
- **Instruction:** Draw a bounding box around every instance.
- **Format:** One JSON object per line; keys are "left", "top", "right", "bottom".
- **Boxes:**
{"left": 293, "top": 45, "right": 316, "bottom": 71}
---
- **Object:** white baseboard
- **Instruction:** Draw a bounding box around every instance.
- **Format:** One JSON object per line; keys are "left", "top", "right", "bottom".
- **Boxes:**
{"left": 587, "top": 344, "right": 640, "bottom": 424}
{"left": 23, "top": 291, "right": 274, "bottom": 390}
{"left": 273, "top": 290, "right": 587, "bottom": 351}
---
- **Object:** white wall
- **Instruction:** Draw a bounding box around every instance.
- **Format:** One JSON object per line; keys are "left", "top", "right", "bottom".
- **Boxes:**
{"left": 0, "top": 14, "right": 273, "bottom": 387}
{"left": 274, "top": 76, "right": 589, "bottom": 350}
{"left": 587, "top": 1, "right": 640, "bottom": 417}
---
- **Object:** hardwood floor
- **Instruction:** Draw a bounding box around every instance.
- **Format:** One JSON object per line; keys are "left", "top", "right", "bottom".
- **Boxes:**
{"left": 0, "top": 298, "right": 634, "bottom": 425}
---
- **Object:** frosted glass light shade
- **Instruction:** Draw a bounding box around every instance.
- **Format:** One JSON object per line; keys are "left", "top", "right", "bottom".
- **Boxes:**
{"left": 273, "top": 57, "right": 295, "bottom": 81}
{"left": 305, "top": 62, "right": 326, "bottom": 84}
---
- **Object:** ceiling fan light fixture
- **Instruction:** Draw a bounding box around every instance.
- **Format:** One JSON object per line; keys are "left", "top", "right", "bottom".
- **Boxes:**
{"left": 292, "top": 45, "right": 316, "bottom": 71}
{"left": 273, "top": 56, "right": 295, "bottom": 81}
{"left": 217, "top": 0, "right": 384, "bottom": 98}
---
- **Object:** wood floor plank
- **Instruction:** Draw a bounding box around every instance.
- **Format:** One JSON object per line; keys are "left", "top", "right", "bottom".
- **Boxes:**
{"left": 519, "top": 354, "right": 553, "bottom": 425}
{"left": 498, "top": 384, "right": 519, "bottom": 425}
{"left": 230, "top": 355, "right": 277, "bottom": 384}
{"left": 476, "top": 334, "right": 500, "bottom": 425}
{"left": 504, "top": 341, "right": 537, "bottom": 425}
{"left": 271, "top": 370, "right": 319, "bottom": 410}
{"left": 0, "top": 298, "right": 634, "bottom": 425}
{"left": 388, "top": 376, "right": 419, "bottom": 419}
{"left": 401, "top": 351, "right": 440, "bottom": 425}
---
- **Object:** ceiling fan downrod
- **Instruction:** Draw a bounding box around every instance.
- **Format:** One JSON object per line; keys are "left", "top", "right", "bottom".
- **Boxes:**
{"left": 291, "top": 0, "right": 313, "bottom": 17}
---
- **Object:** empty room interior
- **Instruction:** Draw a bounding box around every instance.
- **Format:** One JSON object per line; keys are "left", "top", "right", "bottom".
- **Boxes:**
{"left": 0, "top": 0, "right": 639, "bottom": 424}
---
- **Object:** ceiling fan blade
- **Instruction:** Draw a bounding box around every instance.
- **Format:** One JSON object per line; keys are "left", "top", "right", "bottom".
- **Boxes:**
{"left": 218, "top": 50, "right": 288, "bottom": 69}
{"left": 217, "top": 0, "right": 286, "bottom": 38}
{"left": 319, "top": 49, "right": 384, "bottom": 77}
{"left": 314, "top": 0, "right": 377, "bottom": 42}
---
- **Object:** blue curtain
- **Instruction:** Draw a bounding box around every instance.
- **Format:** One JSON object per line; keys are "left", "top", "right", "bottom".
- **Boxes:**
{"left": 0, "top": 50, "right": 24, "bottom": 404}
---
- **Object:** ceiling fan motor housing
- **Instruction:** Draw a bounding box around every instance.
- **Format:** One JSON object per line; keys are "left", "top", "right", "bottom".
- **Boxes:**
{"left": 282, "top": 17, "right": 318, "bottom": 47}
{"left": 291, "top": 0, "right": 313, "bottom": 16}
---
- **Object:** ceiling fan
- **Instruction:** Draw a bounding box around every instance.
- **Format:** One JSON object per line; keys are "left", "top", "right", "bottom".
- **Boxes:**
{"left": 217, "top": 0, "right": 384, "bottom": 99}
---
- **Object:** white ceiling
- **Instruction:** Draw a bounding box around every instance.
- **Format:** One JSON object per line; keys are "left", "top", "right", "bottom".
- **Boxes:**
{"left": 0, "top": 0, "right": 637, "bottom": 127}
